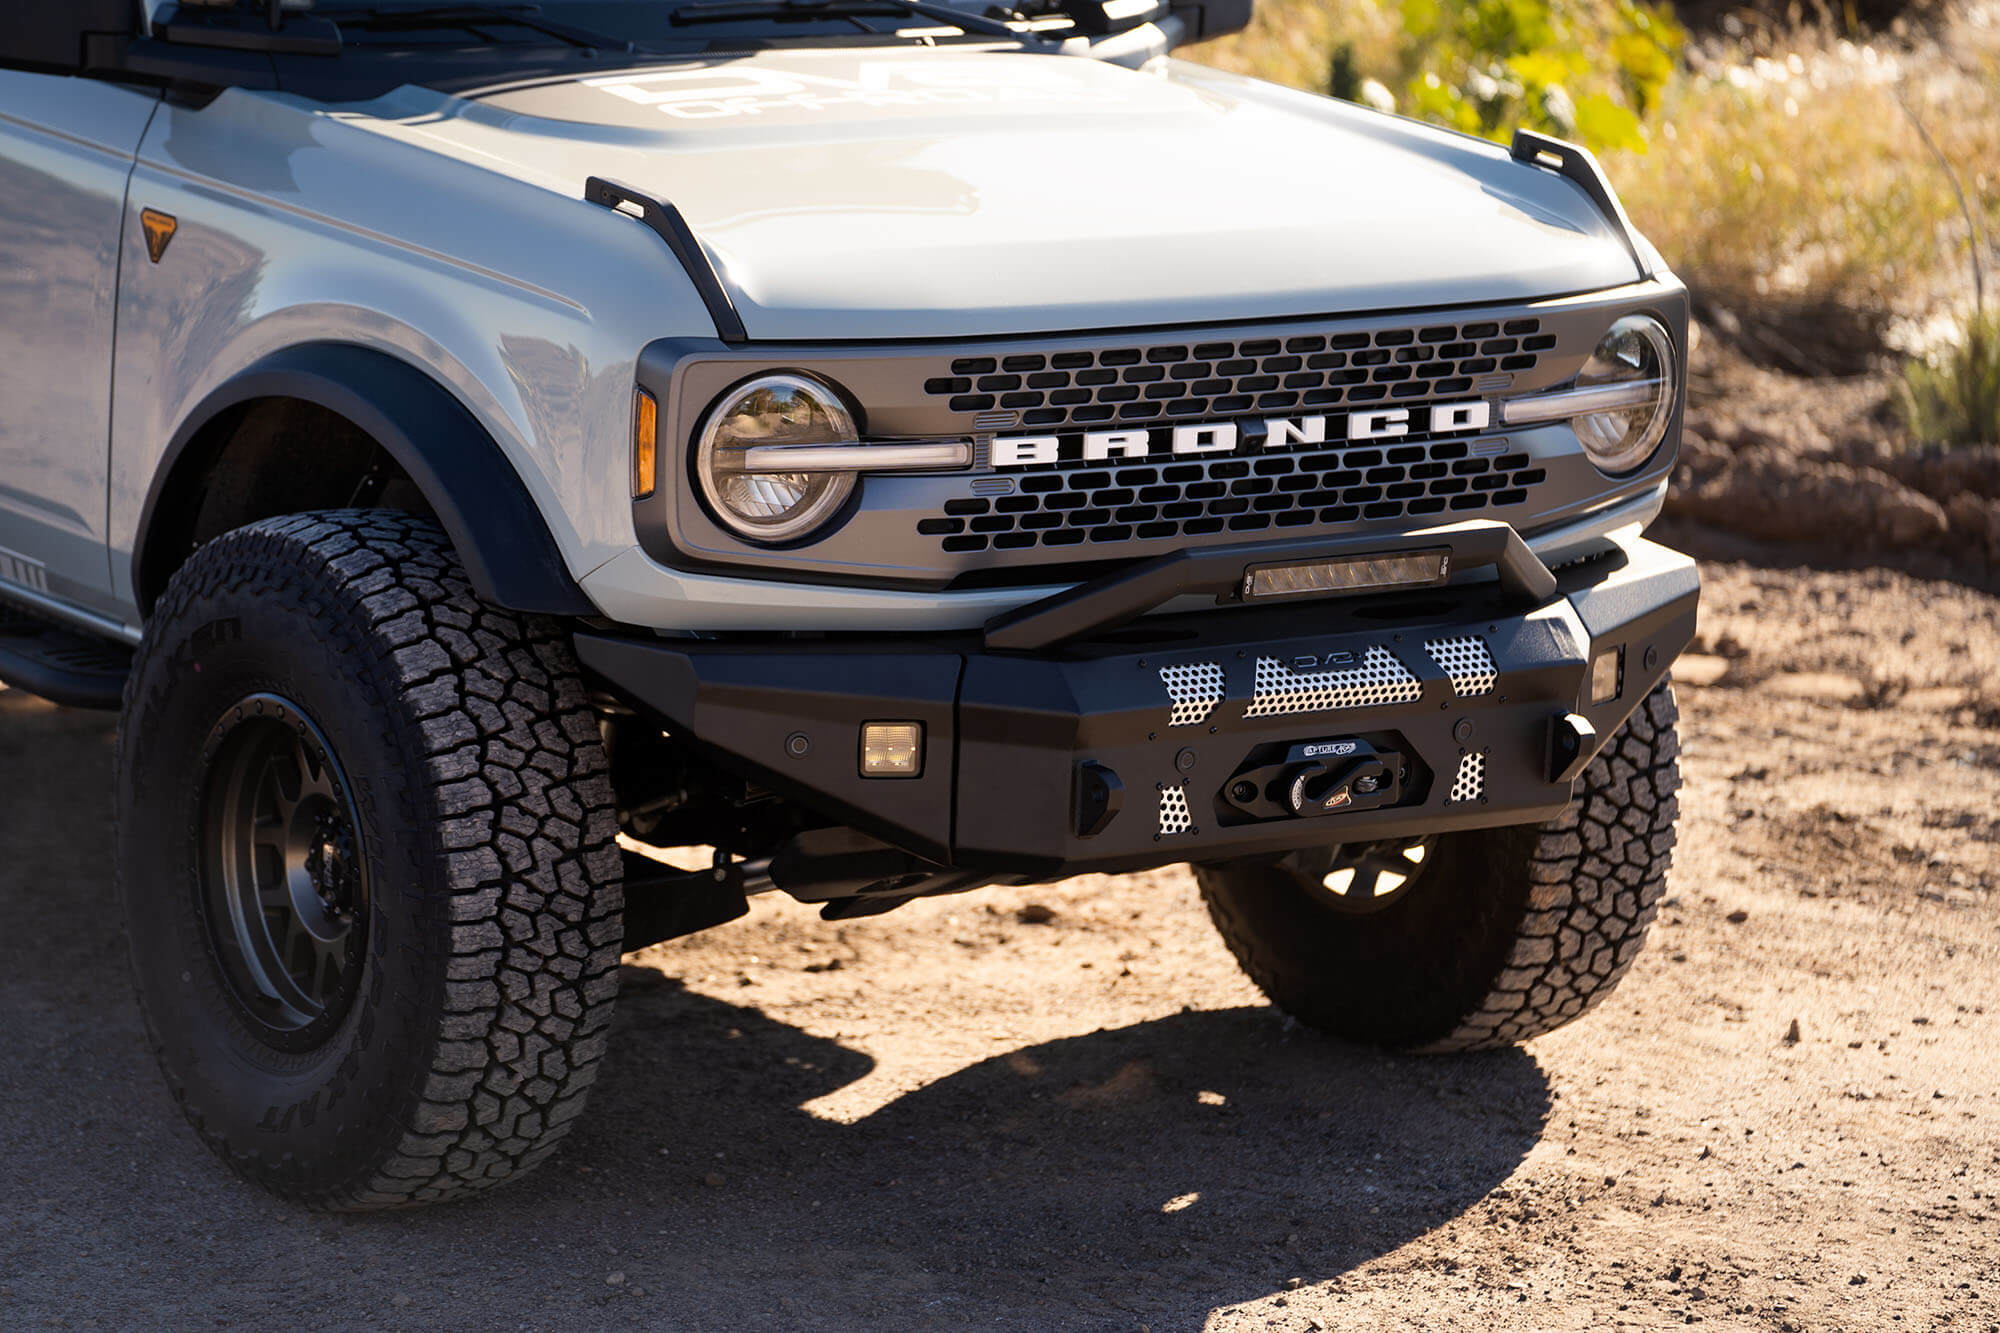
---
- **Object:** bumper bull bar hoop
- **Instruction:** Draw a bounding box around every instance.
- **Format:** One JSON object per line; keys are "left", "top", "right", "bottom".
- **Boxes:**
{"left": 982, "top": 519, "right": 1558, "bottom": 652}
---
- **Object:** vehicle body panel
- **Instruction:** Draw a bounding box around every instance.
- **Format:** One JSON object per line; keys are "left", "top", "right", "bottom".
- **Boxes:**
{"left": 630, "top": 279, "right": 1685, "bottom": 594}
{"left": 105, "top": 85, "right": 715, "bottom": 610}
{"left": 0, "top": 71, "right": 158, "bottom": 621}
{"left": 397, "top": 48, "right": 1644, "bottom": 340}
{"left": 4, "top": 33, "right": 1668, "bottom": 638}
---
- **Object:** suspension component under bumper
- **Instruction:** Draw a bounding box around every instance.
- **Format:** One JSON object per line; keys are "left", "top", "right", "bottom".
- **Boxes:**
{"left": 576, "top": 529, "right": 1697, "bottom": 881}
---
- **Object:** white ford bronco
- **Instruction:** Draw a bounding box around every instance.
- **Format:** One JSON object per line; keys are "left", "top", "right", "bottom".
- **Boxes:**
{"left": 1, "top": 0, "right": 1697, "bottom": 1208}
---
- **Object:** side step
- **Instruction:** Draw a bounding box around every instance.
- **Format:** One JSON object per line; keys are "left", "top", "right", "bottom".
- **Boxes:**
{"left": 0, "top": 604, "right": 133, "bottom": 710}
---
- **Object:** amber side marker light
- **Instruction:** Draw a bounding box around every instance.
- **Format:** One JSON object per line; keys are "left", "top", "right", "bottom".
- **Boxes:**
{"left": 632, "top": 388, "right": 659, "bottom": 500}
{"left": 139, "top": 208, "right": 177, "bottom": 264}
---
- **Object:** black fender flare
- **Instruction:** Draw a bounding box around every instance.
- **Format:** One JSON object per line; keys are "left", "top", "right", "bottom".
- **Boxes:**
{"left": 133, "top": 342, "right": 596, "bottom": 617}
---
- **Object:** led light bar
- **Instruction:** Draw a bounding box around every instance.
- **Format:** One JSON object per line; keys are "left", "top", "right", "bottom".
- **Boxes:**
{"left": 1241, "top": 549, "right": 1452, "bottom": 601}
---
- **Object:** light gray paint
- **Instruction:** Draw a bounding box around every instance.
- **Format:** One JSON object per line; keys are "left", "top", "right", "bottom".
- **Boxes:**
{"left": 3, "top": 36, "right": 1674, "bottom": 637}
{"left": 445, "top": 48, "right": 1643, "bottom": 339}
{"left": 107, "top": 86, "right": 716, "bottom": 609}
{"left": 578, "top": 495, "right": 1667, "bottom": 635}
{"left": 0, "top": 73, "right": 159, "bottom": 621}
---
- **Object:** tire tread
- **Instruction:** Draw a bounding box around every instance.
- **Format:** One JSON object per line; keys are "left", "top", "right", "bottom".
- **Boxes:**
{"left": 1199, "top": 682, "right": 1681, "bottom": 1052}
{"left": 125, "top": 510, "right": 621, "bottom": 1209}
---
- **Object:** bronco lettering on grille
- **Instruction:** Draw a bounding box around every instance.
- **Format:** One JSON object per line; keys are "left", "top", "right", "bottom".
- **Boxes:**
{"left": 989, "top": 402, "right": 1492, "bottom": 469}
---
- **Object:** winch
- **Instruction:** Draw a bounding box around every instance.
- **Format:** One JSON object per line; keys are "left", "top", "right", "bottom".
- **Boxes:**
{"left": 1221, "top": 737, "right": 1409, "bottom": 821}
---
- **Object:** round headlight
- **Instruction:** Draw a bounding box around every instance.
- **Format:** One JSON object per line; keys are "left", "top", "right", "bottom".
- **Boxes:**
{"left": 694, "top": 373, "right": 858, "bottom": 544}
{"left": 1572, "top": 315, "right": 1677, "bottom": 475}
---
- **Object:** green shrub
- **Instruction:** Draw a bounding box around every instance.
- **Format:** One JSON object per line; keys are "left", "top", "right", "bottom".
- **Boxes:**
{"left": 1195, "top": 0, "right": 1681, "bottom": 154}
{"left": 1194, "top": 5, "right": 2000, "bottom": 345}
{"left": 1392, "top": 0, "right": 1683, "bottom": 151}
{"left": 1902, "top": 313, "right": 2000, "bottom": 449}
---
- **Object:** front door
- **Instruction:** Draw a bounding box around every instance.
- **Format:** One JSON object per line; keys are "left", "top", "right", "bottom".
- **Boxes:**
{"left": 0, "top": 69, "right": 158, "bottom": 619}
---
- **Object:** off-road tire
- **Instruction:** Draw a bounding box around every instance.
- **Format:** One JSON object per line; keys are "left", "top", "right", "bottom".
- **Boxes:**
{"left": 1195, "top": 681, "right": 1679, "bottom": 1051}
{"left": 118, "top": 510, "right": 623, "bottom": 1209}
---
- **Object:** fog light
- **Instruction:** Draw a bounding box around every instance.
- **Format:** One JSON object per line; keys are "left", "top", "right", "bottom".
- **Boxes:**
{"left": 1590, "top": 647, "right": 1623, "bottom": 705}
{"left": 1242, "top": 549, "right": 1450, "bottom": 600}
{"left": 860, "top": 722, "right": 923, "bottom": 778}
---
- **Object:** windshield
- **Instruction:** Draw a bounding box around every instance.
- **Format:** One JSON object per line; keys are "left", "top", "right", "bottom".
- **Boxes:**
{"left": 167, "top": 0, "right": 1076, "bottom": 47}
{"left": 142, "top": 0, "right": 1096, "bottom": 101}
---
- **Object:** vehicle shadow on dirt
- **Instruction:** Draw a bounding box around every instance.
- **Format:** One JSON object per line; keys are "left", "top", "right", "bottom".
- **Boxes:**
{"left": 541, "top": 966, "right": 1552, "bottom": 1327}
{"left": 0, "top": 693, "right": 1550, "bottom": 1330}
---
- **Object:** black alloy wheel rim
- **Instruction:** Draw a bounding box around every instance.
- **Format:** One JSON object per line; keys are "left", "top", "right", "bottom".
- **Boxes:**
{"left": 1310, "top": 836, "right": 1436, "bottom": 915}
{"left": 196, "top": 693, "right": 369, "bottom": 1048}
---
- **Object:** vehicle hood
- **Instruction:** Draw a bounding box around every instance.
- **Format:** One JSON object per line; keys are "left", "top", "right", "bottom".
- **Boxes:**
{"left": 370, "top": 48, "right": 1643, "bottom": 340}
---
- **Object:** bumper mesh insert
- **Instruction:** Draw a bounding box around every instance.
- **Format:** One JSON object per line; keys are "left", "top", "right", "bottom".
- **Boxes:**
{"left": 1244, "top": 647, "right": 1421, "bottom": 718}
{"left": 1426, "top": 635, "right": 1499, "bottom": 698}
{"left": 1160, "top": 661, "right": 1226, "bottom": 727}
{"left": 1448, "top": 751, "right": 1486, "bottom": 804}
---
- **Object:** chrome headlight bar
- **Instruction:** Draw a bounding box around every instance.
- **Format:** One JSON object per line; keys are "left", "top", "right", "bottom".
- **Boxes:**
{"left": 1500, "top": 314, "right": 1677, "bottom": 475}
{"left": 735, "top": 440, "right": 973, "bottom": 473}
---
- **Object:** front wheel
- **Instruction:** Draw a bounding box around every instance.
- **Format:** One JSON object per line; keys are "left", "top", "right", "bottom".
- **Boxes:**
{"left": 1195, "top": 681, "right": 1681, "bottom": 1051}
{"left": 118, "top": 511, "right": 623, "bottom": 1208}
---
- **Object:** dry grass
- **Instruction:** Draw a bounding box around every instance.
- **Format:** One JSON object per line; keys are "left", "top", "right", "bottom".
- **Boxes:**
{"left": 1606, "top": 33, "right": 2000, "bottom": 333}
{"left": 1187, "top": 5, "right": 2000, "bottom": 349}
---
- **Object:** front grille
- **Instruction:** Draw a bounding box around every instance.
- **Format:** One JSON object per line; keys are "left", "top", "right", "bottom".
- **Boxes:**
{"left": 923, "top": 318, "right": 1554, "bottom": 432}
{"left": 911, "top": 315, "right": 1556, "bottom": 556}
{"left": 920, "top": 441, "right": 1547, "bottom": 554}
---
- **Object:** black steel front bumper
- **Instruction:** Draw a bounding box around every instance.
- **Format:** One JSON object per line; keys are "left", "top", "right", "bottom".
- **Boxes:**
{"left": 576, "top": 527, "right": 1697, "bottom": 881}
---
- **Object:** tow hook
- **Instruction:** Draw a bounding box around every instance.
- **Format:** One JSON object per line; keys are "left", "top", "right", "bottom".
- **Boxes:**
{"left": 1282, "top": 754, "right": 1388, "bottom": 815}
{"left": 1547, "top": 711, "right": 1599, "bottom": 784}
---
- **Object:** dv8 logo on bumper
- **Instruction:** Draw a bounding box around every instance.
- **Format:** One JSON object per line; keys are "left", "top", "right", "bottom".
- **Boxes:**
{"left": 1156, "top": 635, "right": 1499, "bottom": 732}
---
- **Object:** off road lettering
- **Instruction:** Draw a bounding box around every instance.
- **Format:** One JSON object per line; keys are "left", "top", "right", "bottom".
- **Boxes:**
{"left": 584, "top": 63, "right": 1119, "bottom": 120}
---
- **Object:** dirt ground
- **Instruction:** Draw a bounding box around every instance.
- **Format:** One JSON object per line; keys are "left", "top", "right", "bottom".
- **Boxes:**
{"left": 2, "top": 560, "right": 1997, "bottom": 1331}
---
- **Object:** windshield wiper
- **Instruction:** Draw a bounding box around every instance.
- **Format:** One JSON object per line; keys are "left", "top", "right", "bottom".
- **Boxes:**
{"left": 666, "top": 0, "right": 1042, "bottom": 41}
{"left": 329, "top": 4, "right": 641, "bottom": 51}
